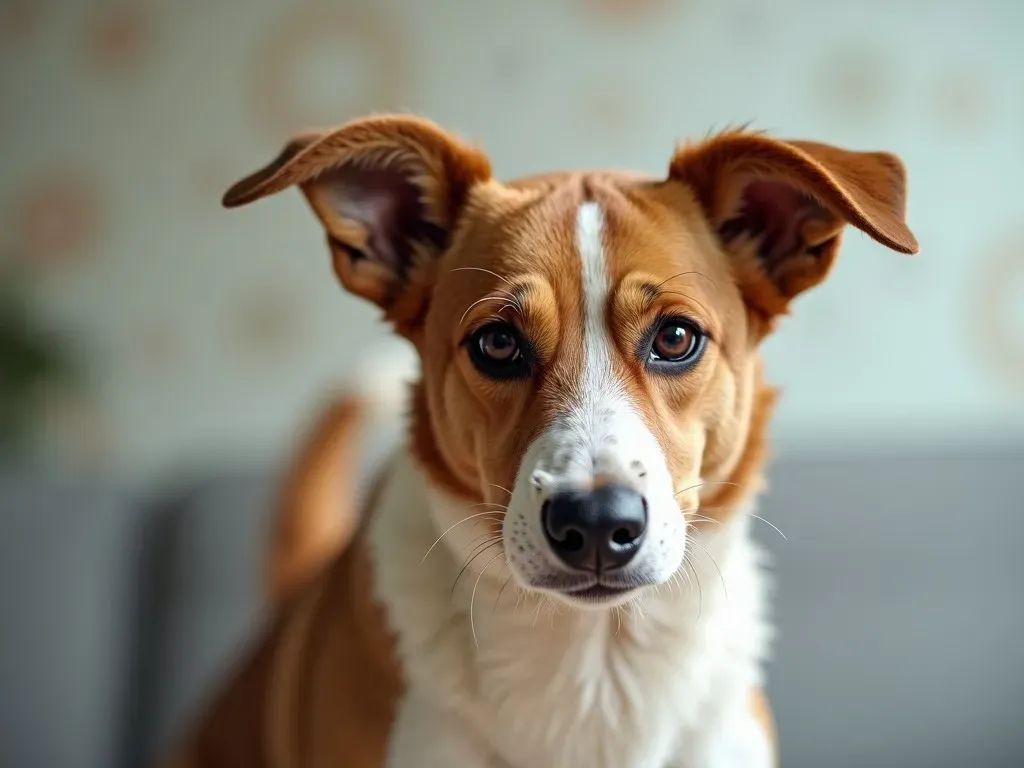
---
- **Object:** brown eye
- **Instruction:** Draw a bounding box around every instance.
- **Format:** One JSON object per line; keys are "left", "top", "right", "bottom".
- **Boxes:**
{"left": 650, "top": 319, "right": 703, "bottom": 365}
{"left": 467, "top": 322, "right": 530, "bottom": 380}
{"left": 479, "top": 327, "right": 519, "bottom": 362}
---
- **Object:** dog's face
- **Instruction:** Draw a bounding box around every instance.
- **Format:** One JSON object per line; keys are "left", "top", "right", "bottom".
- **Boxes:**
{"left": 226, "top": 117, "right": 917, "bottom": 609}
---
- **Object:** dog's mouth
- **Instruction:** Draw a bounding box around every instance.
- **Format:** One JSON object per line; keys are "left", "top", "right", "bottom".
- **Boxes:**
{"left": 532, "top": 574, "right": 646, "bottom": 605}
{"left": 561, "top": 584, "right": 636, "bottom": 603}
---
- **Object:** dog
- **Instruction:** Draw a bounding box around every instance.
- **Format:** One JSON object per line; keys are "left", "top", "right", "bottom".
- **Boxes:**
{"left": 168, "top": 115, "right": 917, "bottom": 768}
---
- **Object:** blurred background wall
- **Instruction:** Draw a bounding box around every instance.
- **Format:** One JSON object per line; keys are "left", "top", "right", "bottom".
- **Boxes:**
{"left": 3, "top": 0, "right": 1022, "bottom": 481}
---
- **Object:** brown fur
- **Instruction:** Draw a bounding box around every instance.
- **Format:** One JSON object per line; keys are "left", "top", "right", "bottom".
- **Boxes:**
{"left": 170, "top": 115, "right": 917, "bottom": 766}
{"left": 267, "top": 394, "right": 368, "bottom": 604}
{"left": 171, "top": 431, "right": 402, "bottom": 768}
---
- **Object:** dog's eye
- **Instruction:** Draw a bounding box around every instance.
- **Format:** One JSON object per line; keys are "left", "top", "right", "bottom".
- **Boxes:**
{"left": 467, "top": 322, "right": 530, "bottom": 379}
{"left": 647, "top": 318, "right": 705, "bottom": 370}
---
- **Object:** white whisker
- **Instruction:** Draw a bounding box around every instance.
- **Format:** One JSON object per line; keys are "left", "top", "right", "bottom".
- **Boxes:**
{"left": 460, "top": 295, "right": 514, "bottom": 327}
{"left": 422, "top": 512, "right": 505, "bottom": 562}
{"left": 674, "top": 479, "right": 741, "bottom": 498}
{"left": 745, "top": 512, "right": 787, "bottom": 540}
{"left": 686, "top": 533, "right": 729, "bottom": 600}
{"left": 494, "top": 570, "right": 514, "bottom": 614}
{"left": 450, "top": 540, "right": 503, "bottom": 599}
{"left": 470, "top": 552, "right": 505, "bottom": 648}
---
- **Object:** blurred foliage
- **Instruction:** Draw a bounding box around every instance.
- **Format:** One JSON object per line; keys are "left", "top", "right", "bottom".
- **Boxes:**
{"left": 0, "top": 267, "right": 82, "bottom": 456}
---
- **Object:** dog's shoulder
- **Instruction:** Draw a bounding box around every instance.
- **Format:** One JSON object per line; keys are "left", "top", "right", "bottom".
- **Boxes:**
{"left": 170, "top": 526, "right": 402, "bottom": 768}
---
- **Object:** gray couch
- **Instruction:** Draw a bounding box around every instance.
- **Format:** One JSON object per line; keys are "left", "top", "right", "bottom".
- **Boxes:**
{"left": 2, "top": 448, "right": 1022, "bottom": 768}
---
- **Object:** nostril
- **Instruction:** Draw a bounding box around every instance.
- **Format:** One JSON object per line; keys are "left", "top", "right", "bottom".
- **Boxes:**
{"left": 561, "top": 529, "right": 585, "bottom": 552}
{"left": 611, "top": 527, "right": 636, "bottom": 545}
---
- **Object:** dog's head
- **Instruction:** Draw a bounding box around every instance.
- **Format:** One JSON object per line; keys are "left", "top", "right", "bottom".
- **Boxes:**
{"left": 226, "top": 116, "right": 917, "bottom": 609}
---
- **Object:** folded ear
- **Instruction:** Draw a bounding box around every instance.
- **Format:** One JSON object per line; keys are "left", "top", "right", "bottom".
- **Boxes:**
{"left": 223, "top": 116, "right": 492, "bottom": 336}
{"left": 669, "top": 131, "right": 919, "bottom": 316}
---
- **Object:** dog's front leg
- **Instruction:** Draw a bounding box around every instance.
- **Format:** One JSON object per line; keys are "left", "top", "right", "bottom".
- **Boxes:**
{"left": 386, "top": 691, "right": 505, "bottom": 768}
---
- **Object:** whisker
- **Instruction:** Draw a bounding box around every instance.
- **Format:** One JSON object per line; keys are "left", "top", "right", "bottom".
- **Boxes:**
{"left": 678, "top": 564, "right": 693, "bottom": 597}
{"left": 685, "top": 557, "right": 704, "bottom": 619}
{"left": 653, "top": 270, "right": 719, "bottom": 291}
{"left": 450, "top": 539, "right": 502, "bottom": 598}
{"left": 459, "top": 295, "right": 515, "bottom": 327}
{"left": 487, "top": 285, "right": 525, "bottom": 311}
{"left": 681, "top": 513, "right": 722, "bottom": 526}
{"left": 487, "top": 482, "right": 513, "bottom": 497}
{"left": 675, "top": 480, "right": 741, "bottom": 498}
{"left": 686, "top": 533, "right": 729, "bottom": 600}
{"left": 465, "top": 516, "right": 505, "bottom": 532}
{"left": 531, "top": 597, "right": 545, "bottom": 627}
{"left": 494, "top": 571, "right": 514, "bottom": 614}
{"left": 458, "top": 525, "right": 505, "bottom": 552}
{"left": 422, "top": 512, "right": 506, "bottom": 563}
{"left": 673, "top": 570, "right": 687, "bottom": 599}
{"left": 667, "top": 573, "right": 684, "bottom": 602}
{"left": 632, "top": 596, "right": 646, "bottom": 621}
{"left": 746, "top": 512, "right": 787, "bottom": 540}
{"left": 487, "top": 289, "right": 525, "bottom": 317}
{"left": 661, "top": 290, "right": 715, "bottom": 322}
{"left": 470, "top": 552, "right": 505, "bottom": 648}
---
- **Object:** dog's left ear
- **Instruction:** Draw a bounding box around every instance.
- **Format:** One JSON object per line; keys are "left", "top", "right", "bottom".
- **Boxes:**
{"left": 669, "top": 131, "right": 919, "bottom": 317}
{"left": 223, "top": 116, "right": 492, "bottom": 337}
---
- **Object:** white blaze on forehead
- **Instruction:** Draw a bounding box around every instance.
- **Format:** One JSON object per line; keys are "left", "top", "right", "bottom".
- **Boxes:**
{"left": 576, "top": 201, "right": 618, "bottom": 396}
{"left": 542, "top": 200, "right": 637, "bottom": 484}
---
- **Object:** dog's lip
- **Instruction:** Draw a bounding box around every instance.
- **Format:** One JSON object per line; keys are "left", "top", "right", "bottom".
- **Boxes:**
{"left": 533, "top": 575, "right": 645, "bottom": 602}
{"left": 562, "top": 584, "right": 636, "bottom": 601}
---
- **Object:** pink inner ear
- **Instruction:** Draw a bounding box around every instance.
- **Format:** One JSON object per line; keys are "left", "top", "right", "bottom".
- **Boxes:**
{"left": 318, "top": 163, "right": 446, "bottom": 275}
{"left": 720, "top": 179, "right": 831, "bottom": 270}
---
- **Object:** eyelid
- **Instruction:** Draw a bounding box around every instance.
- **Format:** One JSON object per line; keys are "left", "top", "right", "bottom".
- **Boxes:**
{"left": 462, "top": 320, "right": 542, "bottom": 367}
{"left": 654, "top": 314, "right": 710, "bottom": 342}
{"left": 672, "top": 314, "right": 710, "bottom": 342}
{"left": 460, "top": 318, "right": 517, "bottom": 347}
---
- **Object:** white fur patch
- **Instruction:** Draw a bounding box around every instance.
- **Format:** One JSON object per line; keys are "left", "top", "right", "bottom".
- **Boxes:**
{"left": 578, "top": 202, "right": 616, "bottom": 400}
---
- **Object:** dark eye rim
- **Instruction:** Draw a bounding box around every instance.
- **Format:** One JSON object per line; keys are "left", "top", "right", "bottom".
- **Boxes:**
{"left": 640, "top": 316, "right": 708, "bottom": 374}
{"left": 463, "top": 321, "right": 535, "bottom": 380}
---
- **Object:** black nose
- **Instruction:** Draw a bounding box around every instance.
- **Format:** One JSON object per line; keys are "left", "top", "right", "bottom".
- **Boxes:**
{"left": 542, "top": 485, "right": 647, "bottom": 572}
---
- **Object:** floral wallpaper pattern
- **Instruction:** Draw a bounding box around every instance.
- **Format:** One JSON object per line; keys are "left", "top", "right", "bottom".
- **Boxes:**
{"left": 1, "top": 0, "right": 1022, "bottom": 478}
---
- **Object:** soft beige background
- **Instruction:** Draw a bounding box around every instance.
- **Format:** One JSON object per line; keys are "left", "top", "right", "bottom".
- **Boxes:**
{"left": 3, "top": 0, "right": 1023, "bottom": 480}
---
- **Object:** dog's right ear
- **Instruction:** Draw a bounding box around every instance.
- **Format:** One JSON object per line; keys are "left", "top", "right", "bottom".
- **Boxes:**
{"left": 223, "top": 116, "right": 492, "bottom": 336}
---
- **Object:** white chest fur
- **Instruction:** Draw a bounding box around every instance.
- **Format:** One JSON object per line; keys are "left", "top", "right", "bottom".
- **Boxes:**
{"left": 368, "top": 453, "right": 772, "bottom": 768}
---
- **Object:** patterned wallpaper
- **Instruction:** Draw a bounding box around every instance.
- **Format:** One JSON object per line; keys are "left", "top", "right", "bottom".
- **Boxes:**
{"left": 2, "top": 0, "right": 1022, "bottom": 479}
